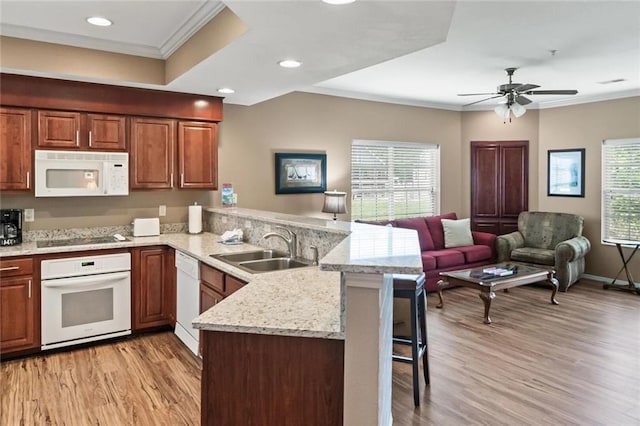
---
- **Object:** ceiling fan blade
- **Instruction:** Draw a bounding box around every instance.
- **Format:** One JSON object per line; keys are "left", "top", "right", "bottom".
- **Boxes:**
{"left": 515, "top": 84, "right": 540, "bottom": 92}
{"left": 525, "top": 90, "right": 578, "bottom": 95}
{"left": 457, "top": 92, "right": 499, "bottom": 96}
{"left": 463, "top": 95, "right": 504, "bottom": 107}
{"left": 515, "top": 95, "right": 532, "bottom": 105}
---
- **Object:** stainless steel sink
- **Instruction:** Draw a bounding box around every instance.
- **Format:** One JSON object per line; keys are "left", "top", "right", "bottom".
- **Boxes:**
{"left": 237, "top": 257, "right": 310, "bottom": 272}
{"left": 211, "top": 249, "right": 311, "bottom": 273}
{"left": 212, "top": 249, "right": 286, "bottom": 263}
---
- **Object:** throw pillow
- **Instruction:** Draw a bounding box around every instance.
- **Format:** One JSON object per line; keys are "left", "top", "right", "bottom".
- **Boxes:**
{"left": 442, "top": 218, "right": 474, "bottom": 248}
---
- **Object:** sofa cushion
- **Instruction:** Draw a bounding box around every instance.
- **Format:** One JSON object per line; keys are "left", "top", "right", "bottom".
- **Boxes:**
{"left": 425, "top": 212, "right": 457, "bottom": 249}
{"left": 429, "top": 249, "right": 465, "bottom": 268}
{"left": 442, "top": 218, "right": 474, "bottom": 248}
{"left": 421, "top": 253, "right": 437, "bottom": 270}
{"left": 455, "top": 245, "right": 493, "bottom": 263}
{"left": 396, "top": 217, "right": 434, "bottom": 251}
{"left": 511, "top": 247, "right": 555, "bottom": 266}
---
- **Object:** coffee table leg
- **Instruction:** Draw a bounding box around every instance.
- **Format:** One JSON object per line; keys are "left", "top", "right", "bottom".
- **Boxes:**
{"left": 548, "top": 276, "right": 560, "bottom": 305}
{"left": 436, "top": 279, "right": 447, "bottom": 309}
{"left": 479, "top": 290, "right": 495, "bottom": 324}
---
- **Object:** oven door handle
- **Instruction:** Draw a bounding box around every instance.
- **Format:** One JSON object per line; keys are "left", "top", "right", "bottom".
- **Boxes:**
{"left": 42, "top": 271, "right": 130, "bottom": 289}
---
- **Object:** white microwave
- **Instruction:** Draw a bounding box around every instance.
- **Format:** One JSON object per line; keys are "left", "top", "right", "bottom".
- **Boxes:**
{"left": 35, "top": 150, "right": 129, "bottom": 197}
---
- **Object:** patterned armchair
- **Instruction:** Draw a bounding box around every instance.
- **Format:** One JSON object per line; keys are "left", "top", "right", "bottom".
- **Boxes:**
{"left": 496, "top": 211, "right": 591, "bottom": 291}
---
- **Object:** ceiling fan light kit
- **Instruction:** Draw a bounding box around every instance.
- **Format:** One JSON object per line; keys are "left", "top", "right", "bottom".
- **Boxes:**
{"left": 459, "top": 67, "right": 578, "bottom": 122}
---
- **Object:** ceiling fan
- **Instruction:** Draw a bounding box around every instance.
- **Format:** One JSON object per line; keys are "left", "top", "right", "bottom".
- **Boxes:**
{"left": 458, "top": 67, "right": 578, "bottom": 111}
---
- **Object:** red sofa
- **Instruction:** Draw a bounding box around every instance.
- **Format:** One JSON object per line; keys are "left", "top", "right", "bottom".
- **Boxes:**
{"left": 362, "top": 213, "right": 497, "bottom": 292}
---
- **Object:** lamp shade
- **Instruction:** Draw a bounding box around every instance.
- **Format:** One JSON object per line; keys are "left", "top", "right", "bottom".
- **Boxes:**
{"left": 322, "top": 190, "right": 347, "bottom": 220}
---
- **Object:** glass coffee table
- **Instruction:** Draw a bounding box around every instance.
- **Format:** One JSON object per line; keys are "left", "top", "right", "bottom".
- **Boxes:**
{"left": 436, "top": 263, "right": 559, "bottom": 324}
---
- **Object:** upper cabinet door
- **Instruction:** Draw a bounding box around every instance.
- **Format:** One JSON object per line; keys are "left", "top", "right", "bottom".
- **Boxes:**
{"left": 178, "top": 121, "right": 218, "bottom": 189}
{"left": 130, "top": 117, "right": 176, "bottom": 189}
{"left": 37, "top": 110, "right": 81, "bottom": 148}
{"left": 87, "top": 114, "right": 127, "bottom": 150}
{"left": 0, "top": 107, "right": 32, "bottom": 191}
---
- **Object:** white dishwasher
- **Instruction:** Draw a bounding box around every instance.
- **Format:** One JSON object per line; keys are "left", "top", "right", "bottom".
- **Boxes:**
{"left": 175, "top": 251, "right": 200, "bottom": 355}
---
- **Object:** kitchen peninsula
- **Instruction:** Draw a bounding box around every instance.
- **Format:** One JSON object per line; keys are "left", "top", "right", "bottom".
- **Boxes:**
{"left": 195, "top": 208, "right": 422, "bottom": 426}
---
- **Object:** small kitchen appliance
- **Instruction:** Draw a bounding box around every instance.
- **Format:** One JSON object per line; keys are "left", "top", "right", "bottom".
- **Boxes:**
{"left": 0, "top": 209, "right": 23, "bottom": 246}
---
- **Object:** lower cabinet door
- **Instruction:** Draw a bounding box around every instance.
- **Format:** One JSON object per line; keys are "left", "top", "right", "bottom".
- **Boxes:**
{"left": 0, "top": 276, "right": 39, "bottom": 354}
{"left": 132, "top": 247, "right": 175, "bottom": 331}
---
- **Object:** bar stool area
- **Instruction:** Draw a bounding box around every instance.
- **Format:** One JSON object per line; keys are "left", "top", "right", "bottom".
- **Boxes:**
{"left": 392, "top": 272, "right": 430, "bottom": 406}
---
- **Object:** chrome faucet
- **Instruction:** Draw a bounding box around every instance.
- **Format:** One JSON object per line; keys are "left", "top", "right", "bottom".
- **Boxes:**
{"left": 263, "top": 226, "right": 297, "bottom": 258}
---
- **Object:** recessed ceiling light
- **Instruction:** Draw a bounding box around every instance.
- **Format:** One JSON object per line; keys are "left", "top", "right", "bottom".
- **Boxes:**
{"left": 86, "top": 16, "right": 113, "bottom": 27}
{"left": 217, "top": 88, "right": 235, "bottom": 94}
{"left": 278, "top": 59, "right": 302, "bottom": 68}
{"left": 322, "top": 0, "right": 356, "bottom": 4}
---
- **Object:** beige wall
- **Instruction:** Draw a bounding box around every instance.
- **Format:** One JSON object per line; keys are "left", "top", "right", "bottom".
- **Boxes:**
{"left": 538, "top": 97, "right": 640, "bottom": 279}
{"left": 209, "top": 92, "right": 463, "bottom": 219}
{"left": 1, "top": 191, "right": 210, "bottom": 232}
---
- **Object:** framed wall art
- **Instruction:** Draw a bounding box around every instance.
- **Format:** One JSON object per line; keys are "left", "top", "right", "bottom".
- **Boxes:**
{"left": 547, "top": 148, "right": 585, "bottom": 197}
{"left": 275, "top": 153, "right": 327, "bottom": 194}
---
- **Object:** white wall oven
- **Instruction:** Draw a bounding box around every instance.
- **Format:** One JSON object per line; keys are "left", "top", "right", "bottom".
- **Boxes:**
{"left": 41, "top": 252, "right": 131, "bottom": 350}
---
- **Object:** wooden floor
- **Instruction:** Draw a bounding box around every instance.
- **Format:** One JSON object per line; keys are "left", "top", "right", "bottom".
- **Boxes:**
{"left": 2, "top": 279, "right": 638, "bottom": 425}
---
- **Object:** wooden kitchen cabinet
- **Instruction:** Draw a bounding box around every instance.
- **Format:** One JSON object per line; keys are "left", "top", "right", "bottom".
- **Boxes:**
{"left": 129, "top": 117, "right": 176, "bottom": 189}
{"left": 199, "top": 263, "right": 246, "bottom": 313}
{"left": 178, "top": 121, "right": 218, "bottom": 189}
{"left": 37, "top": 110, "right": 126, "bottom": 151}
{"left": 225, "top": 275, "right": 246, "bottom": 296}
{"left": 0, "top": 257, "right": 40, "bottom": 356}
{"left": 132, "top": 246, "right": 176, "bottom": 331}
{"left": 0, "top": 107, "right": 32, "bottom": 191}
{"left": 130, "top": 118, "right": 218, "bottom": 190}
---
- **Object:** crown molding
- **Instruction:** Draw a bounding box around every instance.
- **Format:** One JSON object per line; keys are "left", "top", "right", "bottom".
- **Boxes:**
{"left": 0, "top": 24, "right": 163, "bottom": 58}
{"left": 159, "top": 2, "right": 226, "bottom": 58}
{"left": 0, "top": 2, "right": 225, "bottom": 60}
{"left": 536, "top": 88, "right": 640, "bottom": 109}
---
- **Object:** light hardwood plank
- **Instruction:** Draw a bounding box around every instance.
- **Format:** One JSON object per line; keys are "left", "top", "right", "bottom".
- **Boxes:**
{"left": 2, "top": 279, "right": 638, "bottom": 425}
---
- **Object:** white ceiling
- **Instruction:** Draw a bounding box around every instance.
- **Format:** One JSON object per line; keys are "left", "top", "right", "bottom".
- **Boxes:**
{"left": 1, "top": 0, "right": 639, "bottom": 111}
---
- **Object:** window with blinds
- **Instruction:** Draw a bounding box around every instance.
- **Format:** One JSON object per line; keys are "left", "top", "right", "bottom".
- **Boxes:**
{"left": 351, "top": 140, "right": 440, "bottom": 221}
{"left": 602, "top": 138, "right": 640, "bottom": 243}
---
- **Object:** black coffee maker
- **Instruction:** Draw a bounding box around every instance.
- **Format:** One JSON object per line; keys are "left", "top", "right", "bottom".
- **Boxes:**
{"left": 0, "top": 209, "right": 23, "bottom": 246}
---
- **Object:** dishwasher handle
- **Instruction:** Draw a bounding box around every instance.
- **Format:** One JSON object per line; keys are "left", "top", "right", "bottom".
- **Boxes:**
{"left": 42, "top": 271, "right": 130, "bottom": 290}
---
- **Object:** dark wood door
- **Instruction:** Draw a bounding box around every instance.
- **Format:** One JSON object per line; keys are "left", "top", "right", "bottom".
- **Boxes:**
{"left": 37, "top": 110, "right": 81, "bottom": 148}
{"left": 471, "top": 141, "right": 528, "bottom": 235}
{"left": 0, "top": 107, "right": 32, "bottom": 191}
{"left": 0, "top": 257, "right": 39, "bottom": 355}
{"left": 132, "top": 246, "right": 175, "bottom": 331}
{"left": 178, "top": 121, "right": 217, "bottom": 189}
{"left": 87, "top": 114, "right": 127, "bottom": 150}
{"left": 130, "top": 117, "right": 176, "bottom": 189}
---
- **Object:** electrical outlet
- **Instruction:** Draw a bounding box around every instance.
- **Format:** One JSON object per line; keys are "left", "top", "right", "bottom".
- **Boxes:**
{"left": 221, "top": 216, "right": 228, "bottom": 223}
{"left": 24, "top": 208, "right": 35, "bottom": 222}
{"left": 159, "top": 205, "right": 166, "bottom": 216}
{"left": 245, "top": 220, "right": 252, "bottom": 229}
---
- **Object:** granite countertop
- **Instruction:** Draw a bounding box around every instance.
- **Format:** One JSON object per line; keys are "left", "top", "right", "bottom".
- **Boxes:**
{"left": 1, "top": 211, "right": 421, "bottom": 341}
{"left": 0, "top": 231, "right": 343, "bottom": 339}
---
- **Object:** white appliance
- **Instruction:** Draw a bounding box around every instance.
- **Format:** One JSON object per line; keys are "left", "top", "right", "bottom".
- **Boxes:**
{"left": 175, "top": 250, "right": 200, "bottom": 355}
{"left": 41, "top": 253, "right": 131, "bottom": 350}
{"left": 35, "top": 150, "right": 129, "bottom": 197}
{"left": 133, "top": 218, "right": 160, "bottom": 237}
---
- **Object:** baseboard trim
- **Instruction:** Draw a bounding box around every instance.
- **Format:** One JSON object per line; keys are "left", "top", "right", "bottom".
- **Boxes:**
{"left": 582, "top": 273, "right": 620, "bottom": 285}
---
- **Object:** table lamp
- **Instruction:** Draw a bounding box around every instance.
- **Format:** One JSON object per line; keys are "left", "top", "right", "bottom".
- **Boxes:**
{"left": 322, "top": 190, "right": 347, "bottom": 221}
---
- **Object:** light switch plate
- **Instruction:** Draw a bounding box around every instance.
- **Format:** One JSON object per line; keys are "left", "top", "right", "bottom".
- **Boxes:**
{"left": 24, "top": 208, "right": 34, "bottom": 222}
{"left": 159, "top": 205, "right": 166, "bottom": 216}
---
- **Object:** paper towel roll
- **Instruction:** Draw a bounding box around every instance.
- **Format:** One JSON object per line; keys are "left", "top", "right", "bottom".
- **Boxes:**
{"left": 188, "top": 203, "right": 202, "bottom": 234}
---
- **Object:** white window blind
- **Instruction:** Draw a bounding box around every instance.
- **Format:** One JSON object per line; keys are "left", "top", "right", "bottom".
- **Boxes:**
{"left": 602, "top": 138, "right": 640, "bottom": 242}
{"left": 351, "top": 140, "right": 440, "bottom": 221}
